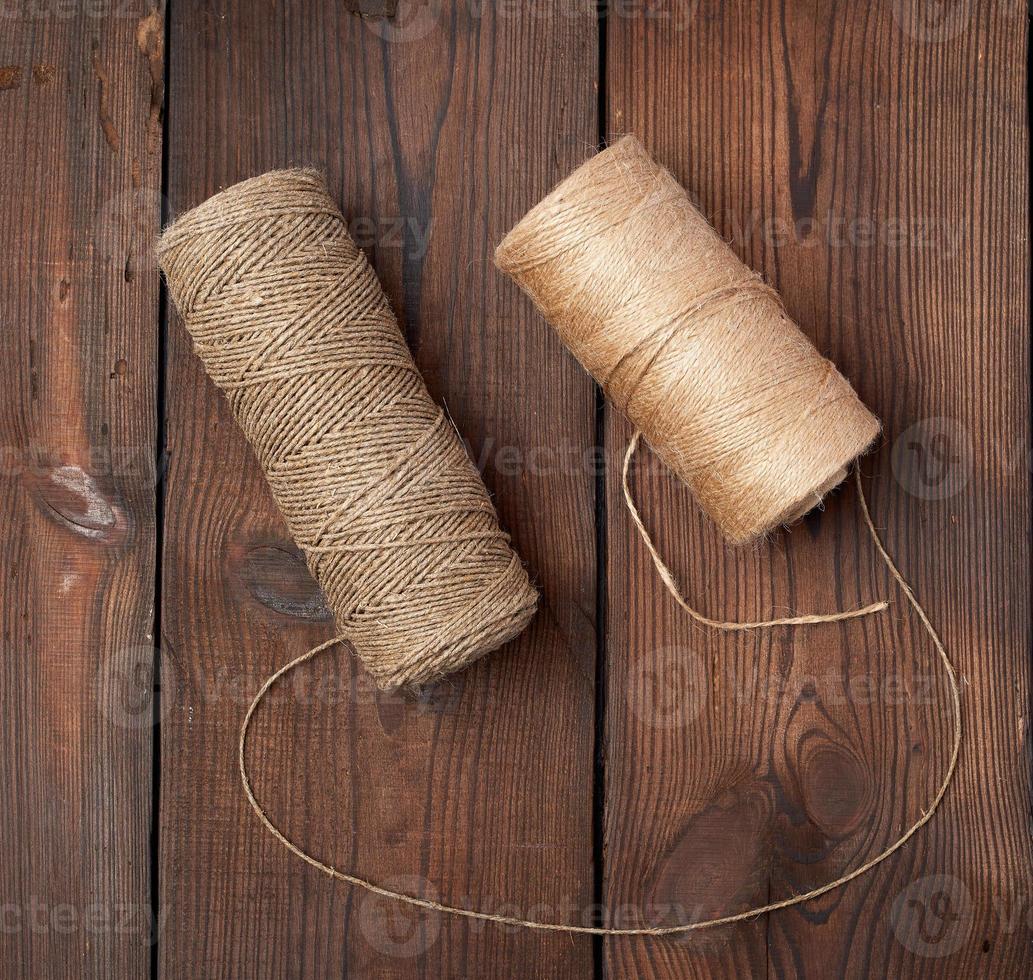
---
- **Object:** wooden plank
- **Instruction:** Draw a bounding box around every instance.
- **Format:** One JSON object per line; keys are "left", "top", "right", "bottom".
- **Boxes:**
{"left": 161, "top": 1, "right": 597, "bottom": 976}
{"left": 604, "top": 1, "right": 1030, "bottom": 976}
{"left": 0, "top": 5, "right": 162, "bottom": 978}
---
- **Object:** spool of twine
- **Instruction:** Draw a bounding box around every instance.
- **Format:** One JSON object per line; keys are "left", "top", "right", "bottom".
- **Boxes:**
{"left": 158, "top": 169, "right": 537, "bottom": 691}
{"left": 496, "top": 135, "right": 881, "bottom": 545}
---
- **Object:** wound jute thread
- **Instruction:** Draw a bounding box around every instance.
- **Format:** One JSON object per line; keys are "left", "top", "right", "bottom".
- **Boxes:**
{"left": 496, "top": 135, "right": 891, "bottom": 628}
{"left": 158, "top": 169, "right": 538, "bottom": 691}
{"left": 162, "top": 157, "right": 962, "bottom": 939}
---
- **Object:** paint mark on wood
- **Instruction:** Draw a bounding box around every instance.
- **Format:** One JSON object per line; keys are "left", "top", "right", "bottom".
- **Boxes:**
{"left": 28, "top": 339, "right": 39, "bottom": 401}
{"left": 90, "top": 42, "right": 120, "bottom": 153}
{"left": 136, "top": 9, "right": 164, "bottom": 155}
{"left": 29, "top": 465, "right": 120, "bottom": 539}
{"left": 32, "top": 64, "right": 56, "bottom": 86}
{"left": 345, "top": 0, "right": 398, "bottom": 15}
{"left": 0, "top": 66, "right": 23, "bottom": 90}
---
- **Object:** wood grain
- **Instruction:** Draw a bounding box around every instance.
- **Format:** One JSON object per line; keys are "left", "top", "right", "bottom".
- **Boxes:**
{"left": 3, "top": 1, "right": 1028, "bottom": 976}
{"left": 604, "top": 1, "right": 1031, "bottom": 977}
{"left": 0, "top": 5, "right": 163, "bottom": 978}
{"left": 161, "top": 1, "right": 597, "bottom": 976}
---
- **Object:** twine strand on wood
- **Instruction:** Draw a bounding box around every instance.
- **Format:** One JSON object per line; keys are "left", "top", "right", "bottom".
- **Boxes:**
{"left": 623, "top": 431, "right": 889, "bottom": 629}
{"left": 238, "top": 467, "right": 961, "bottom": 935}
{"left": 158, "top": 169, "right": 538, "bottom": 692}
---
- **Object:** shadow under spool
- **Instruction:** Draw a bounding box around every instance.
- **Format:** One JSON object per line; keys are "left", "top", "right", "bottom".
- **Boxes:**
{"left": 159, "top": 170, "right": 537, "bottom": 690}
{"left": 496, "top": 135, "right": 880, "bottom": 543}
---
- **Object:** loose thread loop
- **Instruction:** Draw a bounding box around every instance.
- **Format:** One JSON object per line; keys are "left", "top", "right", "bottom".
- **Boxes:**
{"left": 238, "top": 465, "right": 962, "bottom": 937}
{"left": 622, "top": 430, "right": 890, "bottom": 629}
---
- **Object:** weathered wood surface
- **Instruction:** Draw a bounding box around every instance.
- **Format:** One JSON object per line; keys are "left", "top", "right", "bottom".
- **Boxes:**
{"left": 0, "top": 4, "right": 163, "bottom": 978}
{"left": 2, "top": 0, "right": 1030, "bottom": 977}
{"left": 604, "top": 1, "right": 1031, "bottom": 977}
{"left": 161, "top": 1, "right": 597, "bottom": 977}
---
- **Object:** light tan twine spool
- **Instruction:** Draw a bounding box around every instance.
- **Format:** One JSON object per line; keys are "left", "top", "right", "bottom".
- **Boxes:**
{"left": 159, "top": 170, "right": 538, "bottom": 691}
{"left": 498, "top": 135, "right": 889, "bottom": 628}
{"left": 162, "top": 161, "right": 961, "bottom": 940}
{"left": 496, "top": 135, "right": 881, "bottom": 545}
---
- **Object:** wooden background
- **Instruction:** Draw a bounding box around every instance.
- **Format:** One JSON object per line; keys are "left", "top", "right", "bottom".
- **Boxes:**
{"left": 0, "top": 1, "right": 1029, "bottom": 977}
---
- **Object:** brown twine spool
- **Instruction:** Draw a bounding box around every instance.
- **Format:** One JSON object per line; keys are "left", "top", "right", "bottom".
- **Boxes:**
{"left": 160, "top": 160, "right": 961, "bottom": 940}
{"left": 158, "top": 170, "right": 538, "bottom": 691}
{"left": 496, "top": 134, "right": 881, "bottom": 545}
{"left": 497, "top": 135, "right": 890, "bottom": 629}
